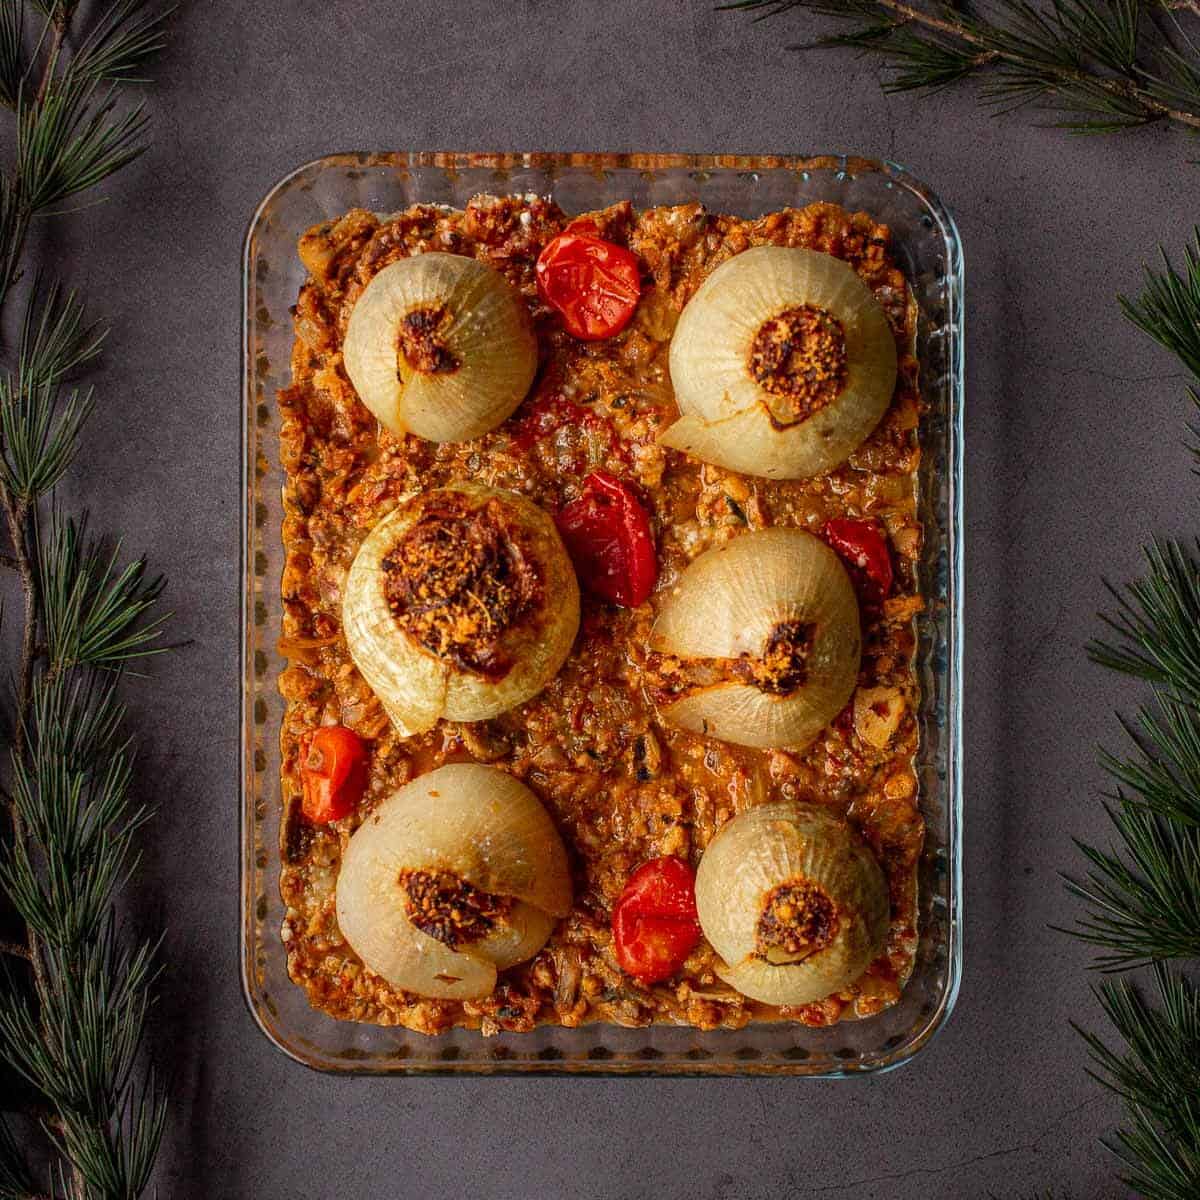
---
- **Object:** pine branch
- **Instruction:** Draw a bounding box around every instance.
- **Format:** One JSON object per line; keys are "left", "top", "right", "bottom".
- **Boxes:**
{"left": 37, "top": 513, "right": 169, "bottom": 673}
{"left": 0, "top": 5, "right": 173, "bottom": 1198}
{"left": 1, "top": 671, "right": 148, "bottom": 951}
{"left": 722, "top": 0, "right": 1200, "bottom": 135}
{"left": 1064, "top": 229, "right": 1200, "bottom": 1199}
{"left": 1082, "top": 968, "right": 1200, "bottom": 1198}
{"left": 0, "top": 923, "right": 165, "bottom": 1200}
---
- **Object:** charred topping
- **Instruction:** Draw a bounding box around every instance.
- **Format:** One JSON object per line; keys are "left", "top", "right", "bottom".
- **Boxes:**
{"left": 397, "top": 867, "right": 514, "bottom": 949}
{"left": 398, "top": 304, "right": 460, "bottom": 376}
{"left": 381, "top": 494, "right": 541, "bottom": 679}
{"left": 734, "top": 620, "right": 816, "bottom": 696}
{"left": 755, "top": 878, "right": 839, "bottom": 964}
{"left": 749, "top": 304, "right": 847, "bottom": 427}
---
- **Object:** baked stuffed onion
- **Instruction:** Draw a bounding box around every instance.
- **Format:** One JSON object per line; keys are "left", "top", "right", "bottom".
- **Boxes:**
{"left": 661, "top": 246, "right": 897, "bottom": 478}
{"left": 343, "top": 252, "right": 537, "bottom": 442}
{"left": 343, "top": 484, "right": 580, "bottom": 735}
{"left": 335, "top": 764, "right": 572, "bottom": 999}
{"left": 695, "top": 802, "right": 888, "bottom": 1006}
{"left": 650, "top": 528, "right": 860, "bottom": 750}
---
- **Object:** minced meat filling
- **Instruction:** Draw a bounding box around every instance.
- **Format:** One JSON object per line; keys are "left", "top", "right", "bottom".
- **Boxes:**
{"left": 733, "top": 620, "right": 816, "bottom": 696}
{"left": 399, "top": 304, "right": 460, "bottom": 375}
{"left": 398, "top": 868, "right": 514, "bottom": 949}
{"left": 755, "top": 879, "right": 839, "bottom": 963}
{"left": 749, "top": 304, "right": 847, "bottom": 427}
{"left": 381, "top": 495, "right": 539, "bottom": 679}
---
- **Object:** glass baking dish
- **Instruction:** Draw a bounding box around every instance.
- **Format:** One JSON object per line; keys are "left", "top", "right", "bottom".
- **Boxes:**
{"left": 240, "top": 152, "right": 964, "bottom": 1076}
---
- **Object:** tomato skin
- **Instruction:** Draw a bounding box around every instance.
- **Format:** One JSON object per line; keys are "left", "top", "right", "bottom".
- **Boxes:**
{"left": 822, "top": 518, "right": 894, "bottom": 608}
{"left": 612, "top": 857, "right": 701, "bottom": 985}
{"left": 536, "top": 232, "right": 641, "bottom": 341}
{"left": 509, "top": 386, "right": 617, "bottom": 458}
{"left": 556, "top": 472, "right": 658, "bottom": 607}
{"left": 620, "top": 856, "right": 698, "bottom": 919}
{"left": 301, "top": 725, "right": 368, "bottom": 824}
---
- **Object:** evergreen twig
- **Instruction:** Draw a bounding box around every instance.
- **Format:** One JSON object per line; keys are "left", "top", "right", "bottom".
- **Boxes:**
{"left": 0, "top": 3, "right": 171, "bottom": 1197}
{"left": 1064, "top": 233, "right": 1200, "bottom": 1195}
{"left": 722, "top": 0, "right": 1200, "bottom": 135}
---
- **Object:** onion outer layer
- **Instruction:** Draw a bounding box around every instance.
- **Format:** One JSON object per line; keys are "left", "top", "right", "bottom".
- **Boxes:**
{"left": 650, "top": 528, "right": 860, "bottom": 750}
{"left": 694, "top": 801, "right": 889, "bottom": 1006}
{"left": 662, "top": 246, "right": 898, "bottom": 479}
{"left": 335, "top": 763, "right": 572, "bottom": 999}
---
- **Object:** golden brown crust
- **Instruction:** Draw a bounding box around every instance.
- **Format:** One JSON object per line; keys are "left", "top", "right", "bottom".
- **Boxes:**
{"left": 277, "top": 194, "right": 924, "bottom": 1035}
{"left": 380, "top": 491, "right": 542, "bottom": 681}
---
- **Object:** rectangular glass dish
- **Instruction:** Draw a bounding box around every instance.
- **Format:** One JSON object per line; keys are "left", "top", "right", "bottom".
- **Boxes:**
{"left": 240, "top": 152, "right": 964, "bottom": 1076}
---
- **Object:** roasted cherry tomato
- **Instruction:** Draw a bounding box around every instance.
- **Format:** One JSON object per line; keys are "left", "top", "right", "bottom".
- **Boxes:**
{"left": 536, "top": 232, "right": 641, "bottom": 340}
{"left": 556, "top": 472, "right": 658, "bottom": 607}
{"left": 509, "top": 386, "right": 617, "bottom": 457}
{"left": 301, "top": 725, "right": 368, "bottom": 824}
{"left": 823, "top": 518, "right": 894, "bottom": 608}
{"left": 612, "top": 856, "right": 701, "bottom": 985}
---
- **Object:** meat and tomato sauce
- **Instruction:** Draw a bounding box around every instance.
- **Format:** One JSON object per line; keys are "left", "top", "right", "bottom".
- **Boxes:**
{"left": 278, "top": 195, "right": 924, "bottom": 1036}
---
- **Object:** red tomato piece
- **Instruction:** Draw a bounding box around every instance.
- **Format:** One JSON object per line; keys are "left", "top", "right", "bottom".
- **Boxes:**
{"left": 509, "top": 387, "right": 616, "bottom": 457}
{"left": 612, "top": 857, "right": 701, "bottom": 985}
{"left": 301, "top": 725, "right": 368, "bottom": 824}
{"left": 556, "top": 472, "right": 658, "bottom": 607}
{"left": 823, "top": 518, "right": 894, "bottom": 608}
{"left": 536, "top": 232, "right": 641, "bottom": 340}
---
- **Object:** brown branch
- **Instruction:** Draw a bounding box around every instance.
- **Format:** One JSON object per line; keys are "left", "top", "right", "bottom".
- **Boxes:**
{"left": 871, "top": 0, "right": 1200, "bottom": 131}
{"left": 35, "top": 16, "right": 68, "bottom": 106}
{"left": 3, "top": 494, "right": 37, "bottom": 762}
{"left": 0, "top": 489, "right": 48, "bottom": 1002}
{"left": 0, "top": 939, "right": 31, "bottom": 960}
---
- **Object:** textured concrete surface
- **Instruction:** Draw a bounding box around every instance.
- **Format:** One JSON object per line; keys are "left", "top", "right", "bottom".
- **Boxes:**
{"left": 17, "top": 0, "right": 1198, "bottom": 1196}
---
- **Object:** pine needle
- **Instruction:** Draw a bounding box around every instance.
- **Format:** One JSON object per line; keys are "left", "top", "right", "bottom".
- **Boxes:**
{"left": 1064, "top": 803, "right": 1200, "bottom": 966}
{"left": 37, "top": 510, "right": 170, "bottom": 672}
{"left": 0, "top": 1, "right": 24, "bottom": 111}
{"left": 16, "top": 67, "right": 151, "bottom": 214}
{"left": 1090, "top": 540, "right": 1200, "bottom": 703}
{"left": 1119, "top": 230, "right": 1200, "bottom": 382}
{"left": 72, "top": 0, "right": 174, "bottom": 86}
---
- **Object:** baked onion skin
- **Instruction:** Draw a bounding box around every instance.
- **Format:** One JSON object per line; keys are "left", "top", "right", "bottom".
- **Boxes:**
{"left": 342, "top": 484, "right": 580, "bottom": 736}
{"left": 335, "top": 764, "right": 572, "bottom": 1000}
{"left": 662, "top": 246, "right": 898, "bottom": 479}
{"left": 650, "top": 528, "right": 860, "bottom": 750}
{"left": 343, "top": 252, "right": 537, "bottom": 443}
{"left": 695, "top": 802, "right": 889, "bottom": 1006}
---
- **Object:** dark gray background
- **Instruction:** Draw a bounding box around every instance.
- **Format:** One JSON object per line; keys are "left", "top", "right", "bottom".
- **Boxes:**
{"left": 22, "top": 0, "right": 1197, "bottom": 1196}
